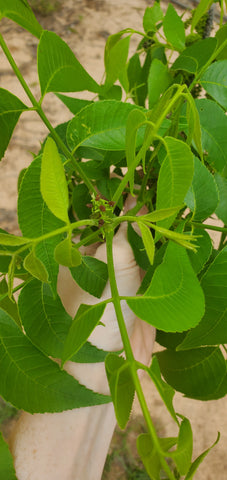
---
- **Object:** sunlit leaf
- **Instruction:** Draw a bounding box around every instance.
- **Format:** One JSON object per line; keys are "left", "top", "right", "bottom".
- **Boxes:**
{"left": 163, "top": 4, "right": 185, "bottom": 51}
{"left": 148, "top": 59, "right": 172, "bottom": 108}
{"left": 0, "top": 88, "right": 28, "bottom": 161}
{"left": 0, "top": 431, "right": 17, "bottom": 480}
{"left": 0, "top": 0, "right": 42, "bottom": 37}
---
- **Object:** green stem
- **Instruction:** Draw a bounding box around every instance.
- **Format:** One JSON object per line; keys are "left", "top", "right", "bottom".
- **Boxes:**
{"left": 105, "top": 228, "right": 176, "bottom": 480}
{"left": 0, "top": 34, "right": 96, "bottom": 196}
{"left": 191, "top": 221, "right": 227, "bottom": 234}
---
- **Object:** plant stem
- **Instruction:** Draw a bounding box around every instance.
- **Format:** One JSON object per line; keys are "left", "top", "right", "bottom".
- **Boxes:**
{"left": 191, "top": 221, "right": 227, "bottom": 234}
{"left": 0, "top": 34, "right": 97, "bottom": 196}
{"left": 105, "top": 228, "right": 176, "bottom": 480}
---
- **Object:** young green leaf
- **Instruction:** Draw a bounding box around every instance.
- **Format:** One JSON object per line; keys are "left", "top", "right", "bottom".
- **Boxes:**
{"left": 125, "top": 108, "right": 147, "bottom": 194}
{"left": 41, "top": 137, "right": 69, "bottom": 223}
{"left": 137, "top": 222, "right": 155, "bottom": 265}
{"left": 187, "top": 228, "right": 212, "bottom": 274}
{"left": 167, "top": 417, "right": 193, "bottom": 476}
{"left": 178, "top": 245, "right": 227, "bottom": 350}
{"left": 61, "top": 302, "right": 106, "bottom": 365}
{"left": 191, "top": 0, "right": 213, "bottom": 33}
{"left": 54, "top": 237, "right": 82, "bottom": 267}
{"left": 0, "top": 278, "right": 21, "bottom": 328}
{"left": 201, "top": 60, "right": 227, "bottom": 111}
{"left": 70, "top": 255, "right": 108, "bottom": 298}
{"left": 18, "top": 279, "right": 72, "bottom": 358}
{"left": 163, "top": 4, "right": 185, "bottom": 51}
{"left": 38, "top": 31, "right": 100, "bottom": 98}
{"left": 127, "top": 223, "right": 150, "bottom": 271}
{"left": 0, "top": 88, "right": 28, "bottom": 161}
{"left": 0, "top": 0, "right": 42, "bottom": 38}
{"left": 148, "top": 59, "right": 172, "bottom": 108}
{"left": 56, "top": 94, "right": 92, "bottom": 115}
{"left": 148, "top": 356, "right": 177, "bottom": 423}
{"left": 185, "top": 157, "right": 219, "bottom": 221}
{"left": 104, "top": 34, "right": 130, "bottom": 90}
{"left": 0, "top": 308, "right": 110, "bottom": 412}
{"left": 196, "top": 99, "right": 227, "bottom": 172}
{"left": 143, "top": 4, "right": 163, "bottom": 33}
{"left": 127, "top": 241, "right": 205, "bottom": 332}
{"left": 185, "top": 94, "right": 203, "bottom": 159}
{"left": 185, "top": 432, "right": 220, "bottom": 480}
{"left": 156, "top": 347, "right": 227, "bottom": 399}
{"left": 67, "top": 100, "right": 146, "bottom": 152}
{"left": 141, "top": 206, "right": 183, "bottom": 223}
{"left": 0, "top": 431, "right": 17, "bottom": 480}
{"left": 0, "top": 233, "right": 30, "bottom": 246}
{"left": 23, "top": 250, "right": 49, "bottom": 283}
{"left": 137, "top": 433, "right": 177, "bottom": 480}
{"left": 156, "top": 136, "right": 194, "bottom": 231}
{"left": 105, "top": 353, "right": 135, "bottom": 429}
{"left": 172, "top": 38, "right": 217, "bottom": 74}
{"left": 18, "top": 156, "right": 63, "bottom": 294}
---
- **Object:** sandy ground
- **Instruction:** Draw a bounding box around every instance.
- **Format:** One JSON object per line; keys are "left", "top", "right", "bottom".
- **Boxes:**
{"left": 0, "top": 1, "right": 226, "bottom": 479}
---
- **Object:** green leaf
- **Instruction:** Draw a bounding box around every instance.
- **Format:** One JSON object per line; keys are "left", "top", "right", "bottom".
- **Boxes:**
{"left": 0, "top": 278, "right": 21, "bottom": 327}
{"left": 215, "top": 173, "right": 227, "bottom": 224}
{"left": 23, "top": 249, "right": 49, "bottom": 283}
{"left": 196, "top": 99, "right": 227, "bottom": 172}
{"left": 105, "top": 353, "right": 135, "bottom": 429}
{"left": 185, "top": 432, "right": 220, "bottom": 480}
{"left": 187, "top": 228, "right": 212, "bottom": 274}
{"left": 72, "top": 341, "right": 110, "bottom": 364}
{"left": 96, "top": 177, "right": 123, "bottom": 209}
{"left": 41, "top": 137, "right": 69, "bottom": 223}
{"left": 18, "top": 156, "right": 63, "bottom": 294}
{"left": 0, "top": 431, "right": 17, "bottom": 480}
{"left": 137, "top": 433, "right": 177, "bottom": 480}
{"left": 62, "top": 302, "right": 106, "bottom": 365}
{"left": 148, "top": 59, "right": 172, "bottom": 108}
{"left": 185, "top": 94, "right": 203, "bottom": 159}
{"left": 67, "top": 101, "right": 146, "bottom": 152}
{"left": 167, "top": 417, "right": 193, "bottom": 476}
{"left": 127, "top": 241, "right": 205, "bottom": 332}
{"left": 185, "top": 157, "right": 219, "bottom": 221}
{"left": 178, "top": 246, "right": 227, "bottom": 350}
{"left": 148, "top": 356, "right": 177, "bottom": 423}
{"left": 156, "top": 346, "right": 227, "bottom": 398}
{"left": 0, "top": 88, "right": 28, "bottom": 161}
{"left": 56, "top": 94, "right": 92, "bottom": 115}
{"left": 38, "top": 30, "right": 100, "bottom": 98}
{"left": 137, "top": 222, "right": 155, "bottom": 265}
{"left": 127, "top": 223, "right": 150, "bottom": 271}
{"left": 156, "top": 137, "right": 194, "bottom": 231}
{"left": 104, "top": 34, "right": 130, "bottom": 90}
{"left": 18, "top": 279, "right": 72, "bottom": 357}
{"left": 72, "top": 183, "right": 91, "bottom": 220}
{"left": 172, "top": 38, "right": 217, "bottom": 74}
{"left": 54, "top": 237, "right": 82, "bottom": 267}
{"left": 0, "top": 0, "right": 42, "bottom": 38}
{"left": 215, "top": 24, "right": 227, "bottom": 61}
{"left": 191, "top": 0, "right": 213, "bottom": 32}
{"left": 125, "top": 108, "right": 147, "bottom": 194}
{"left": 141, "top": 206, "right": 183, "bottom": 223}
{"left": 0, "top": 308, "right": 110, "bottom": 412}
{"left": 0, "top": 233, "right": 30, "bottom": 246}
{"left": 143, "top": 4, "right": 163, "bottom": 33}
{"left": 163, "top": 4, "right": 185, "bottom": 51}
{"left": 201, "top": 60, "right": 227, "bottom": 111}
{"left": 70, "top": 255, "right": 108, "bottom": 298}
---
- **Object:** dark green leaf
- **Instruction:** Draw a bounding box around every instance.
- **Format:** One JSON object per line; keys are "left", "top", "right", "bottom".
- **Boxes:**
{"left": 72, "top": 341, "right": 110, "bottom": 363}
{"left": 127, "top": 241, "right": 205, "bottom": 332}
{"left": 62, "top": 302, "right": 106, "bottom": 365}
{"left": 178, "top": 245, "right": 227, "bottom": 350}
{"left": 187, "top": 228, "right": 212, "bottom": 274}
{"left": 215, "top": 173, "right": 227, "bottom": 224}
{"left": 18, "top": 156, "right": 64, "bottom": 294}
{"left": 172, "top": 38, "right": 217, "bottom": 74}
{"left": 54, "top": 237, "right": 82, "bottom": 267}
{"left": 72, "top": 183, "right": 91, "bottom": 220}
{"left": 38, "top": 31, "right": 100, "bottom": 98}
{"left": 185, "top": 157, "right": 219, "bottom": 221}
{"left": 41, "top": 137, "right": 69, "bottom": 223}
{"left": 148, "top": 59, "right": 172, "bottom": 108}
{"left": 0, "top": 308, "right": 110, "bottom": 412}
{"left": 105, "top": 353, "right": 135, "bottom": 429}
{"left": 215, "top": 24, "right": 227, "bottom": 60}
{"left": 163, "top": 4, "right": 185, "bottom": 51}
{"left": 156, "top": 347, "right": 226, "bottom": 398}
{"left": 201, "top": 60, "right": 227, "bottom": 110}
{"left": 56, "top": 94, "right": 92, "bottom": 115}
{"left": 0, "top": 0, "right": 42, "bottom": 38}
{"left": 67, "top": 101, "right": 146, "bottom": 152}
{"left": 127, "top": 223, "right": 150, "bottom": 271}
{"left": 0, "top": 431, "right": 17, "bottom": 480}
{"left": 0, "top": 88, "right": 28, "bottom": 161}
{"left": 0, "top": 278, "right": 21, "bottom": 327}
{"left": 196, "top": 99, "right": 227, "bottom": 172}
{"left": 70, "top": 255, "right": 108, "bottom": 298}
{"left": 18, "top": 279, "right": 72, "bottom": 358}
